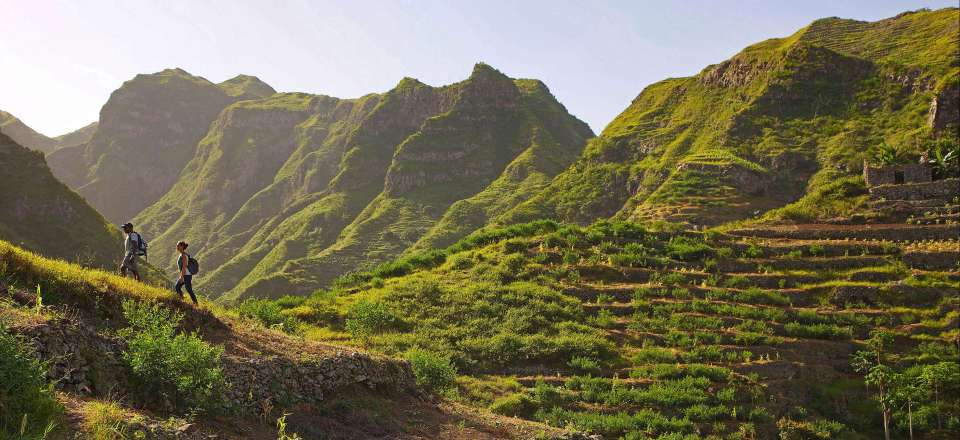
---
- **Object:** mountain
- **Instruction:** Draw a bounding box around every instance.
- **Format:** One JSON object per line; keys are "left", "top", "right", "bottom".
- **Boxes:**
{"left": 46, "top": 68, "right": 253, "bottom": 223}
{"left": 133, "top": 63, "right": 592, "bottom": 301}
{"left": 217, "top": 74, "right": 277, "bottom": 100}
{"left": 498, "top": 8, "right": 959, "bottom": 227}
{"left": 52, "top": 121, "right": 99, "bottom": 149}
{"left": 0, "top": 111, "right": 97, "bottom": 154}
{"left": 0, "top": 131, "right": 119, "bottom": 267}
{"left": 0, "top": 110, "right": 57, "bottom": 153}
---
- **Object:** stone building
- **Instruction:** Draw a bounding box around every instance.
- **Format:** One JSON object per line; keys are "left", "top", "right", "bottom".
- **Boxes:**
{"left": 863, "top": 159, "right": 932, "bottom": 187}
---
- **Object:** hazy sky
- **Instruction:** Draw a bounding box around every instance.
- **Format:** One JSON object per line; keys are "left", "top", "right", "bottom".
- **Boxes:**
{"left": 1, "top": 0, "right": 956, "bottom": 136}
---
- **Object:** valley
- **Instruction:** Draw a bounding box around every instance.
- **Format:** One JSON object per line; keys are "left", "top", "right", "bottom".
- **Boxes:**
{"left": 0, "top": 6, "right": 957, "bottom": 440}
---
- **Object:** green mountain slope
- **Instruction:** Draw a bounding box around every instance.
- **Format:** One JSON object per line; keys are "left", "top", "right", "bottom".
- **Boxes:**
{"left": 46, "top": 68, "right": 245, "bottom": 223}
{"left": 249, "top": 215, "right": 959, "bottom": 439}
{"left": 0, "top": 110, "right": 57, "bottom": 153}
{"left": 134, "top": 64, "right": 592, "bottom": 301}
{"left": 499, "top": 8, "right": 959, "bottom": 227}
{"left": 0, "top": 131, "right": 120, "bottom": 267}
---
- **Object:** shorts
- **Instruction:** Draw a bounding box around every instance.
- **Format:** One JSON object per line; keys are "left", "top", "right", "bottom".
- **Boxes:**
{"left": 122, "top": 253, "right": 138, "bottom": 272}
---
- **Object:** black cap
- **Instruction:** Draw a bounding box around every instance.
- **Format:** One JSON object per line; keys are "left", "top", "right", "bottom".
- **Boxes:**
{"left": 121, "top": 222, "right": 133, "bottom": 229}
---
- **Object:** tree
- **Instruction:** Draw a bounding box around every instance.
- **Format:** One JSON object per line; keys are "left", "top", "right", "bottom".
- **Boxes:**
{"left": 853, "top": 330, "right": 895, "bottom": 440}
{"left": 889, "top": 371, "right": 923, "bottom": 440}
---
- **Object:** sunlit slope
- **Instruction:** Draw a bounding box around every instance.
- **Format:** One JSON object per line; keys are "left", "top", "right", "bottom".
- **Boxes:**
{"left": 133, "top": 64, "right": 591, "bottom": 300}
{"left": 499, "top": 8, "right": 959, "bottom": 227}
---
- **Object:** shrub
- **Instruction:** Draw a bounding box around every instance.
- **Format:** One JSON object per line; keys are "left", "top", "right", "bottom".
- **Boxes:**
{"left": 120, "top": 300, "right": 225, "bottom": 412}
{"left": 783, "top": 322, "right": 852, "bottom": 340}
{"left": 502, "top": 239, "right": 528, "bottom": 254}
{"left": 345, "top": 299, "right": 402, "bottom": 340}
{"left": 448, "top": 254, "right": 475, "bottom": 270}
{"left": 489, "top": 392, "right": 537, "bottom": 417}
{"left": 666, "top": 236, "right": 713, "bottom": 261}
{"left": 0, "top": 325, "right": 61, "bottom": 437}
{"left": 568, "top": 356, "right": 602, "bottom": 375}
{"left": 744, "top": 244, "right": 764, "bottom": 258}
{"left": 237, "top": 298, "right": 300, "bottom": 332}
{"left": 405, "top": 348, "right": 458, "bottom": 395}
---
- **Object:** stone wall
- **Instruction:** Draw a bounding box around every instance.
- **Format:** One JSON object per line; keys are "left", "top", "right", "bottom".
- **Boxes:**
{"left": 863, "top": 161, "right": 932, "bottom": 187}
{"left": 1, "top": 283, "right": 418, "bottom": 419}
{"left": 868, "top": 178, "right": 959, "bottom": 201}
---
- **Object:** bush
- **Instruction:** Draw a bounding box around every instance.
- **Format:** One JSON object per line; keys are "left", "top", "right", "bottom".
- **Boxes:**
{"left": 345, "top": 299, "right": 402, "bottom": 340}
{"left": 489, "top": 392, "right": 537, "bottom": 417}
{"left": 0, "top": 325, "right": 61, "bottom": 437}
{"left": 405, "top": 348, "right": 457, "bottom": 395}
{"left": 666, "top": 236, "right": 713, "bottom": 261}
{"left": 568, "top": 356, "right": 602, "bottom": 375}
{"left": 237, "top": 298, "right": 301, "bottom": 332}
{"left": 120, "top": 300, "right": 225, "bottom": 412}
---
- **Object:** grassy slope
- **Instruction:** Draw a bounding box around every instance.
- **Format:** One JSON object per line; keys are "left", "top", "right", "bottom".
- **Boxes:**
{"left": 222, "top": 65, "right": 592, "bottom": 300}
{"left": 131, "top": 64, "right": 591, "bottom": 301}
{"left": 248, "top": 218, "right": 960, "bottom": 439}
{"left": 0, "top": 239, "right": 572, "bottom": 439}
{"left": 0, "top": 132, "right": 120, "bottom": 268}
{"left": 499, "top": 8, "right": 959, "bottom": 228}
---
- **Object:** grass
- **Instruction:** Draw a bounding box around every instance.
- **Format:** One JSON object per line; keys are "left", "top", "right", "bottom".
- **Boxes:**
{"left": 79, "top": 401, "right": 131, "bottom": 440}
{"left": 0, "top": 324, "right": 62, "bottom": 438}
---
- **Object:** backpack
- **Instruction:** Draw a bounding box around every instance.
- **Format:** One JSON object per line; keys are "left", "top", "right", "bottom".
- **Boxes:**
{"left": 132, "top": 233, "right": 148, "bottom": 257}
{"left": 187, "top": 256, "right": 199, "bottom": 275}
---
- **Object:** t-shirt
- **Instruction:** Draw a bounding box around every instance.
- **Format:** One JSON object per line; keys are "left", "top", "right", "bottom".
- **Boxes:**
{"left": 124, "top": 233, "right": 139, "bottom": 256}
{"left": 177, "top": 253, "right": 190, "bottom": 275}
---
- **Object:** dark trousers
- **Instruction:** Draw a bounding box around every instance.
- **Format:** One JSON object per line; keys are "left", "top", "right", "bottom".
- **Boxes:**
{"left": 176, "top": 275, "right": 198, "bottom": 305}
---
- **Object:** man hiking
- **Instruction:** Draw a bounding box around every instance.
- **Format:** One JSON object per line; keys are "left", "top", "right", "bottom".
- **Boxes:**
{"left": 119, "top": 222, "right": 142, "bottom": 281}
{"left": 175, "top": 241, "right": 198, "bottom": 305}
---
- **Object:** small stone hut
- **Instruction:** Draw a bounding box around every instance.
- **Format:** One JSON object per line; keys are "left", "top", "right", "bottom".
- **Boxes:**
{"left": 863, "top": 159, "right": 932, "bottom": 187}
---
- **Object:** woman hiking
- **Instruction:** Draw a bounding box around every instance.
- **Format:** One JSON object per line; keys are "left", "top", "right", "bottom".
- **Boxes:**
{"left": 175, "top": 241, "right": 198, "bottom": 305}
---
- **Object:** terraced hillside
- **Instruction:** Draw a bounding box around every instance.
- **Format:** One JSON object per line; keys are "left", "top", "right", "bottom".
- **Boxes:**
{"left": 0, "top": 132, "right": 119, "bottom": 267}
{"left": 0, "top": 240, "right": 579, "bottom": 439}
{"left": 498, "top": 8, "right": 959, "bottom": 228}
{"left": 133, "top": 63, "right": 592, "bottom": 301}
{"left": 245, "top": 181, "right": 960, "bottom": 438}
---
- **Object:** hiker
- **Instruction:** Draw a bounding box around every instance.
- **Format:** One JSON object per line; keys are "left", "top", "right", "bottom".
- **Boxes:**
{"left": 119, "top": 222, "right": 142, "bottom": 281}
{"left": 175, "top": 241, "right": 198, "bottom": 305}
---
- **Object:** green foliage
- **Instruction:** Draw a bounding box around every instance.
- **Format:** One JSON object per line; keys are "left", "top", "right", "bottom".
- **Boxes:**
{"left": 236, "top": 298, "right": 301, "bottom": 332}
{"left": 345, "top": 299, "right": 402, "bottom": 340}
{"left": 404, "top": 348, "right": 458, "bottom": 395}
{"left": 0, "top": 325, "right": 61, "bottom": 438}
{"left": 120, "top": 300, "right": 225, "bottom": 412}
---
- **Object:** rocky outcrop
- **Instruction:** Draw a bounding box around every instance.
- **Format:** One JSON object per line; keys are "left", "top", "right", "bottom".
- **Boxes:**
{"left": 928, "top": 78, "right": 959, "bottom": 132}
{"left": 47, "top": 68, "right": 239, "bottom": 222}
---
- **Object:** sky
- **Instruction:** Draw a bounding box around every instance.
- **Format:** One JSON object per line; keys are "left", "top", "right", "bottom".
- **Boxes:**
{"left": 1, "top": 0, "right": 956, "bottom": 136}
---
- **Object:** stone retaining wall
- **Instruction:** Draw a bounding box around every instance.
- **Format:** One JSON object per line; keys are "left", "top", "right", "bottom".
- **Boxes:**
{"left": 869, "top": 178, "right": 959, "bottom": 201}
{"left": 902, "top": 250, "right": 960, "bottom": 271}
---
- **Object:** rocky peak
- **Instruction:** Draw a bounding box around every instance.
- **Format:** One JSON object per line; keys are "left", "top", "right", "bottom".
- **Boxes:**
{"left": 47, "top": 68, "right": 237, "bottom": 222}
{"left": 454, "top": 62, "right": 521, "bottom": 111}
{"left": 218, "top": 74, "right": 277, "bottom": 100}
